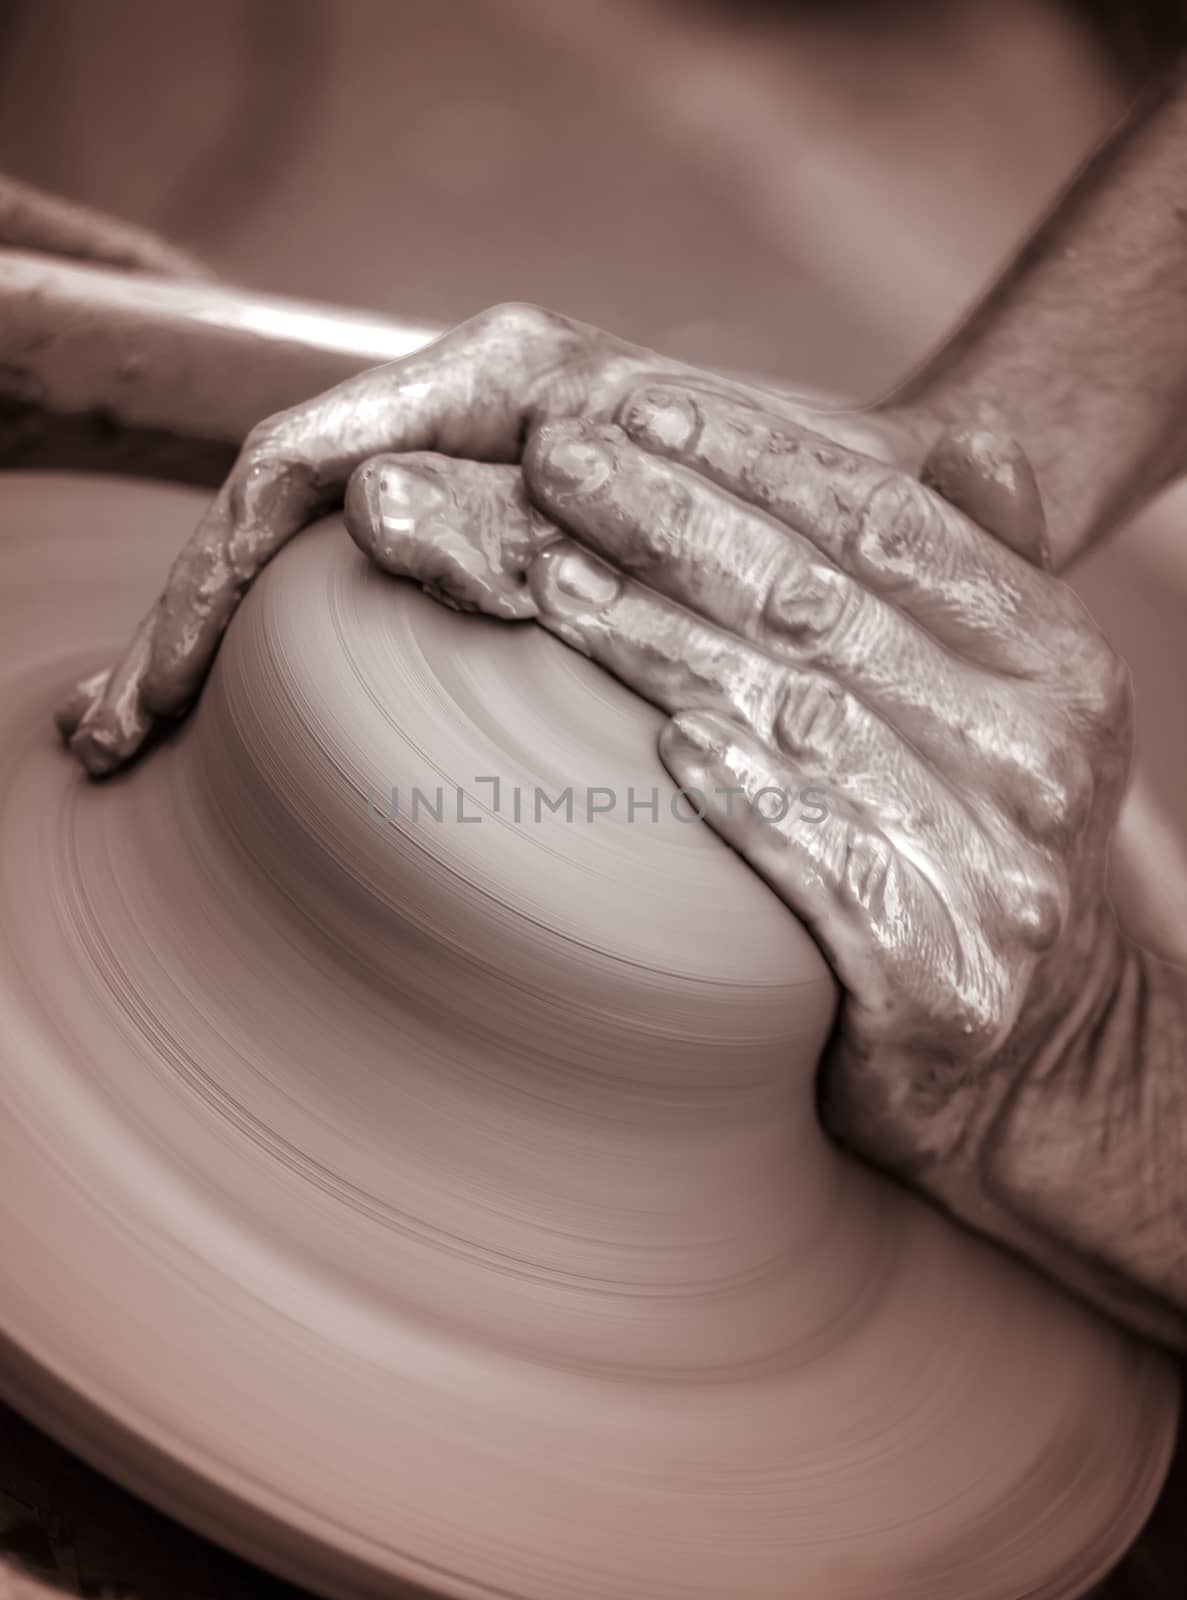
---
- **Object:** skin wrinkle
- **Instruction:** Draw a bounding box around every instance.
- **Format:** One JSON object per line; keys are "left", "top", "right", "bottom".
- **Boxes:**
{"left": 528, "top": 381, "right": 1184, "bottom": 1345}
{"left": 624, "top": 390, "right": 1069, "bottom": 693}
{"left": 986, "top": 938, "right": 1187, "bottom": 1328}
{"left": 533, "top": 419, "right": 1045, "bottom": 829}
{"left": 346, "top": 455, "right": 551, "bottom": 620}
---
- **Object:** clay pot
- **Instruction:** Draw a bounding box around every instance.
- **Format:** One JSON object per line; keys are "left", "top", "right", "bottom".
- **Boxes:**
{"left": 0, "top": 473, "right": 1176, "bottom": 1600}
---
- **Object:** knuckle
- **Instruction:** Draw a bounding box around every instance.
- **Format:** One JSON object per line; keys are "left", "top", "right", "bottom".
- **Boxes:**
{"left": 1013, "top": 733, "right": 1095, "bottom": 839}
{"left": 526, "top": 417, "right": 618, "bottom": 500}
{"left": 241, "top": 415, "right": 282, "bottom": 461}
{"left": 639, "top": 477, "right": 695, "bottom": 567}
{"left": 1038, "top": 586, "right": 1132, "bottom": 728}
{"left": 592, "top": 351, "right": 651, "bottom": 394}
{"left": 848, "top": 474, "right": 936, "bottom": 577}
{"left": 772, "top": 671, "right": 848, "bottom": 755}
{"left": 1018, "top": 874, "right": 1071, "bottom": 953}
{"left": 1073, "top": 633, "right": 1133, "bottom": 730}
{"left": 994, "top": 858, "right": 1071, "bottom": 953}
{"left": 475, "top": 300, "right": 568, "bottom": 347}
{"left": 237, "top": 413, "right": 312, "bottom": 488}
{"left": 734, "top": 423, "right": 800, "bottom": 498}
{"left": 762, "top": 555, "right": 857, "bottom": 659}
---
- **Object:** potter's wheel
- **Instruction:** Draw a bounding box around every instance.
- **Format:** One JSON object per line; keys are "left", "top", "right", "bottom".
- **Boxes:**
{"left": 0, "top": 472, "right": 1177, "bottom": 1600}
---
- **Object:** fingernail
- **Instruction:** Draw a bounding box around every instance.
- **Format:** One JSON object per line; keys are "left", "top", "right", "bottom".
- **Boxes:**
{"left": 346, "top": 458, "right": 446, "bottom": 544}
{"left": 530, "top": 543, "right": 623, "bottom": 613}
{"left": 538, "top": 431, "right": 613, "bottom": 494}
{"left": 623, "top": 388, "right": 699, "bottom": 453}
{"left": 375, "top": 463, "right": 448, "bottom": 533}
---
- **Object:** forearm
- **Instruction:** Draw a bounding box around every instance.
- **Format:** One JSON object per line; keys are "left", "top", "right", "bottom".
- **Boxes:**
{"left": 882, "top": 61, "right": 1187, "bottom": 570}
{"left": 974, "top": 931, "right": 1187, "bottom": 1349}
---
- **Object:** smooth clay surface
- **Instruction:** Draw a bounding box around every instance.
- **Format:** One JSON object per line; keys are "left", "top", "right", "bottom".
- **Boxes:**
{"left": 0, "top": 473, "right": 1178, "bottom": 1600}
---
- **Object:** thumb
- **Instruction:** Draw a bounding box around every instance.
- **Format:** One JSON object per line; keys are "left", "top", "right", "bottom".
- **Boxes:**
{"left": 921, "top": 422, "right": 1051, "bottom": 570}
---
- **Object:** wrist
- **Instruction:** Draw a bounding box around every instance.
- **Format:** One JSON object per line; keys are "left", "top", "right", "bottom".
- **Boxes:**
{"left": 977, "top": 924, "right": 1187, "bottom": 1342}
{"left": 980, "top": 909, "right": 1129, "bottom": 1208}
{"left": 904, "top": 916, "right": 1187, "bottom": 1346}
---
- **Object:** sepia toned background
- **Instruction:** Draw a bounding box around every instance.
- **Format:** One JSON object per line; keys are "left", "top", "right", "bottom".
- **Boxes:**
{"left": 1, "top": 1, "right": 1185, "bottom": 1596}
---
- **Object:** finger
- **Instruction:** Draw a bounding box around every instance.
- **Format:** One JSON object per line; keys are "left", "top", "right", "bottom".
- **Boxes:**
{"left": 618, "top": 383, "right": 1077, "bottom": 676}
{"left": 527, "top": 540, "right": 786, "bottom": 730}
{"left": 920, "top": 423, "right": 1050, "bottom": 570}
{"left": 524, "top": 418, "right": 1037, "bottom": 797}
{"left": 62, "top": 293, "right": 938, "bottom": 776}
{"left": 144, "top": 315, "right": 558, "bottom": 712}
{"left": 525, "top": 417, "right": 792, "bottom": 636}
{"left": 655, "top": 709, "right": 953, "bottom": 1017}
{"left": 138, "top": 307, "right": 686, "bottom": 716}
{"left": 68, "top": 612, "right": 156, "bottom": 776}
{"left": 765, "top": 670, "right": 1001, "bottom": 886}
{"left": 55, "top": 667, "right": 110, "bottom": 742}
{"left": 67, "top": 305, "right": 673, "bottom": 774}
{"left": 343, "top": 454, "right": 555, "bottom": 620}
{"left": 657, "top": 712, "right": 1039, "bottom": 1176}
{"left": 64, "top": 308, "right": 585, "bottom": 770}
{"left": 530, "top": 539, "right": 1007, "bottom": 888}
{"left": 767, "top": 675, "right": 1057, "bottom": 956}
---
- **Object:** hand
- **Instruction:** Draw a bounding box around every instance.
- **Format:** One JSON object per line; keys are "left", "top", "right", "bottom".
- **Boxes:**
{"left": 56, "top": 303, "right": 934, "bottom": 775}
{"left": 345, "top": 383, "right": 1164, "bottom": 1336}
{"left": 57, "top": 297, "right": 1183, "bottom": 1339}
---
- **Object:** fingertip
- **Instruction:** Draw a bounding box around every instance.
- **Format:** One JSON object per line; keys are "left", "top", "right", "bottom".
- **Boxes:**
{"left": 523, "top": 418, "right": 619, "bottom": 501}
{"left": 527, "top": 540, "right": 623, "bottom": 618}
{"left": 659, "top": 714, "right": 809, "bottom": 899}
{"left": 661, "top": 714, "right": 810, "bottom": 845}
{"left": 618, "top": 384, "right": 701, "bottom": 456}
{"left": 343, "top": 454, "right": 449, "bottom": 568}
{"left": 342, "top": 460, "right": 382, "bottom": 555}
{"left": 69, "top": 676, "right": 155, "bottom": 773}
{"left": 68, "top": 721, "right": 129, "bottom": 778}
{"left": 922, "top": 424, "right": 1049, "bottom": 569}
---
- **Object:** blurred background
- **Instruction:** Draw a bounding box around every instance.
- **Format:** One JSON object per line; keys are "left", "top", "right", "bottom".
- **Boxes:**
{"left": 2, "top": 2, "right": 1186, "bottom": 1596}
{"left": 2, "top": 0, "right": 1184, "bottom": 397}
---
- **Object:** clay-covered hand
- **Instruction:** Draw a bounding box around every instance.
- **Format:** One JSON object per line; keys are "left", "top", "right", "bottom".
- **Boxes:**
{"left": 517, "top": 386, "right": 1117, "bottom": 1123}
{"left": 55, "top": 304, "right": 933, "bottom": 776}
{"left": 344, "top": 385, "right": 1187, "bottom": 1346}
{"left": 532, "top": 392, "right": 1187, "bottom": 1343}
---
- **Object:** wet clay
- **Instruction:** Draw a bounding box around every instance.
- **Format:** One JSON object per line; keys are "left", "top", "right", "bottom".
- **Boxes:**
{"left": 0, "top": 472, "right": 1177, "bottom": 1600}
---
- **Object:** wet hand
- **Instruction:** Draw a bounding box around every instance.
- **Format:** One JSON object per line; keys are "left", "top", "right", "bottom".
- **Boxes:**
{"left": 55, "top": 305, "right": 921, "bottom": 775}
{"left": 346, "top": 383, "right": 1133, "bottom": 1244}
